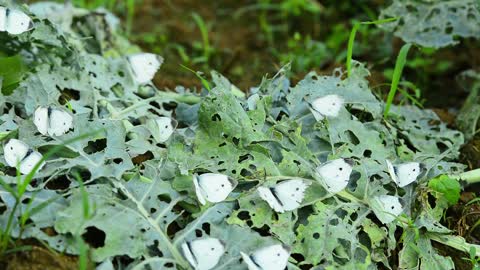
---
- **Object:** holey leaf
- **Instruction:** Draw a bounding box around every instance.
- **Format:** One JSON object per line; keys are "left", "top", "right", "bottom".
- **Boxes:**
{"left": 379, "top": 0, "right": 480, "bottom": 48}
{"left": 55, "top": 177, "right": 183, "bottom": 262}
{"left": 0, "top": 189, "right": 71, "bottom": 252}
{"left": 294, "top": 201, "right": 371, "bottom": 267}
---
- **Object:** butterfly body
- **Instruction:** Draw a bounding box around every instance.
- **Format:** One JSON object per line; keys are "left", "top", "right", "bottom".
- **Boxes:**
{"left": 127, "top": 53, "right": 163, "bottom": 84}
{"left": 181, "top": 237, "right": 225, "bottom": 270}
{"left": 315, "top": 158, "right": 353, "bottom": 193}
{"left": 34, "top": 106, "right": 73, "bottom": 136}
{"left": 257, "top": 179, "right": 309, "bottom": 213}
{"left": 4, "top": 139, "right": 45, "bottom": 174}
{"left": 386, "top": 160, "right": 422, "bottom": 187}
{"left": 0, "top": 7, "right": 33, "bottom": 35}
{"left": 308, "top": 94, "right": 344, "bottom": 121}
{"left": 241, "top": 244, "right": 290, "bottom": 270}
{"left": 193, "top": 173, "right": 237, "bottom": 205}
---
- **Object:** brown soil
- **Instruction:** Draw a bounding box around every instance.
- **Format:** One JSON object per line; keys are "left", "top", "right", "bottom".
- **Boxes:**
{"left": 0, "top": 242, "right": 81, "bottom": 270}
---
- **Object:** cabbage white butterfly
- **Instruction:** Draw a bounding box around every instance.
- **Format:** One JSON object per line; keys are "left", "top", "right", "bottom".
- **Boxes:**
{"left": 34, "top": 106, "right": 73, "bottom": 136}
{"left": 4, "top": 139, "right": 45, "bottom": 174}
{"left": 257, "top": 179, "right": 310, "bottom": 213}
{"left": 241, "top": 244, "right": 290, "bottom": 270}
{"left": 386, "top": 160, "right": 422, "bottom": 187}
{"left": 127, "top": 53, "right": 163, "bottom": 85}
{"left": 153, "top": 117, "right": 177, "bottom": 143}
{"left": 307, "top": 94, "right": 344, "bottom": 121}
{"left": 315, "top": 158, "right": 354, "bottom": 193}
{"left": 181, "top": 237, "right": 225, "bottom": 270}
{"left": 0, "top": 7, "right": 33, "bottom": 35}
{"left": 371, "top": 195, "right": 403, "bottom": 224}
{"left": 193, "top": 173, "right": 237, "bottom": 205}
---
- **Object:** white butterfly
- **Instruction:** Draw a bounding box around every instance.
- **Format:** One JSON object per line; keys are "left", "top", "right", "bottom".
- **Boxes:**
{"left": 257, "top": 179, "right": 309, "bottom": 213}
{"left": 308, "top": 94, "right": 344, "bottom": 121}
{"left": 127, "top": 53, "right": 163, "bottom": 85}
{"left": 386, "top": 160, "right": 422, "bottom": 187}
{"left": 315, "top": 158, "right": 354, "bottom": 193}
{"left": 181, "top": 237, "right": 225, "bottom": 270}
{"left": 371, "top": 195, "right": 403, "bottom": 224}
{"left": 0, "top": 7, "right": 33, "bottom": 35}
{"left": 153, "top": 117, "right": 177, "bottom": 143}
{"left": 241, "top": 244, "right": 290, "bottom": 270}
{"left": 4, "top": 139, "right": 45, "bottom": 175}
{"left": 193, "top": 173, "right": 237, "bottom": 205}
{"left": 34, "top": 106, "right": 73, "bottom": 136}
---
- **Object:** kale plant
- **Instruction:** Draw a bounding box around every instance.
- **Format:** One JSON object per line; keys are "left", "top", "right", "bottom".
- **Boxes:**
{"left": 0, "top": 1, "right": 479, "bottom": 269}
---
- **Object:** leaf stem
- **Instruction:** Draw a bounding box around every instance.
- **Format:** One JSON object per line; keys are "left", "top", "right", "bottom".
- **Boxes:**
{"left": 110, "top": 92, "right": 201, "bottom": 120}
{"left": 428, "top": 233, "right": 480, "bottom": 257}
{"left": 110, "top": 181, "right": 188, "bottom": 268}
{"left": 449, "top": 168, "right": 480, "bottom": 185}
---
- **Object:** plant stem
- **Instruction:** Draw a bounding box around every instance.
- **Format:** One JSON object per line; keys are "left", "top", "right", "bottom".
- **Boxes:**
{"left": 110, "top": 92, "right": 202, "bottom": 119}
{"left": 449, "top": 168, "right": 480, "bottom": 185}
{"left": 428, "top": 233, "right": 480, "bottom": 257}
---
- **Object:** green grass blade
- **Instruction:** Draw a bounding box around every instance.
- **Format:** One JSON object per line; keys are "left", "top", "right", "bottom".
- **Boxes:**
{"left": 191, "top": 13, "right": 211, "bottom": 62}
{"left": 73, "top": 172, "right": 91, "bottom": 219}
{"left": 17, "top": 130, "right": 104, "bottom": 197}
{"left": 383, "top": 43, "right": 413, "bottom": 118}
{"left": 180, "top": 64, "right": 211, "bottom": 91}
{"left": 346, "top": 17, "right": 398, "bottom": 77}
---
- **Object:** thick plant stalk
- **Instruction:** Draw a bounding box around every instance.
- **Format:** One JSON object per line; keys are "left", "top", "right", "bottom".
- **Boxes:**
{"left": 449, "top": 168, "right": 480, "bottom": 185}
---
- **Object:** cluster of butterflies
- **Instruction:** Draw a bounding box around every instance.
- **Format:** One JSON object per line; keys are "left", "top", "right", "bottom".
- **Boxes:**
{"left": 182, "top": 237, "right": 290, "bottom": 270}
{"left": 193, "top": 158, "right": 422, "bottom": 214}
{"left": 189, "top": 160, "right": 422, "bottom": 269}
{"left": 3, "top": 106, "right": 176, "bottom": 174}
{"left": 189, "top": 93, "right": 425, "bottom": 269}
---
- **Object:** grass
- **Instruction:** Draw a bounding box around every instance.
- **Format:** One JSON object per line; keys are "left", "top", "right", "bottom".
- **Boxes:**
{"left": 383, "top": 43, "right": 413, "bottom": 118}
{"left": 191, "top": 13, "right": 213, "bottom": 65}
{"left": 346, "top": 17, "right": 398, "bottom": 78}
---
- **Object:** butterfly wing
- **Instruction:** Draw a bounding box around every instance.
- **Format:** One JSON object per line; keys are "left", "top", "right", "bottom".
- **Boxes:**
{"left": 193, "top": 175, "right": 207, "bottom": 205}
{"left": 0, "top": 7, "right": 6, "bottom": 32}
{"left": 155, "top": 117, "right": 177, "bottom": 143}
{"left": 181, "top": 241, "right": 198, "bottom": 269}
{"left": 257, "top": 186, "right": 285, "bottom": 213}
{"left": 251, "top": 244, "right": 290, "bottom": 270}
{"left": 372, "top": 195, "right": 403, "bottom": 224}
{"left": 395, "top": 162, "right": 421, "bottom": 187}
{"left": 19, "top": 151, "right": 44, "bottom": 175}
{"left": 316, "top": 158, "right": 353, "bottom": 193}
{"left": 197, "top": 173, "right": 236, "bottom": 203}
{"left": 273, "top": 179, "right": 309, "bottom": 211}
{"left": 310, "top": 94, "right": 343, "bottom": 120}
{"left": 190, "top": 237, "right": 225, "bottom": 270}
{"left": 4, "top": 139, "right": 29, "bottom": 167}
{"left": 385, "top": 159, "right": 399, "bottom": 185}
{"left": 6, "top": 9, "right": 32, "bottom": 35}
{"left": 128, "top": 53, "right": 162, "bottom": 84}
{"left": 241, "top": 252, "right": 261, "bottom": 270}
{"left": 34, "top": 106, "right": 49, "bottom": 135}
{"left": 48, "top": 109, "right": 73, "bottom": 136}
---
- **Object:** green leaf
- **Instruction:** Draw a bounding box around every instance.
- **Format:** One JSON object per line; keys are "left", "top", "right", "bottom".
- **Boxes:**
{"left": 428, "top": 175, "right": 461, "bottom": 205}
{"left": 0, "top": 55, "right": 27, "bottom": 95}
{"left": 379, "top": 0, "right": 480, "bottom": 48}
